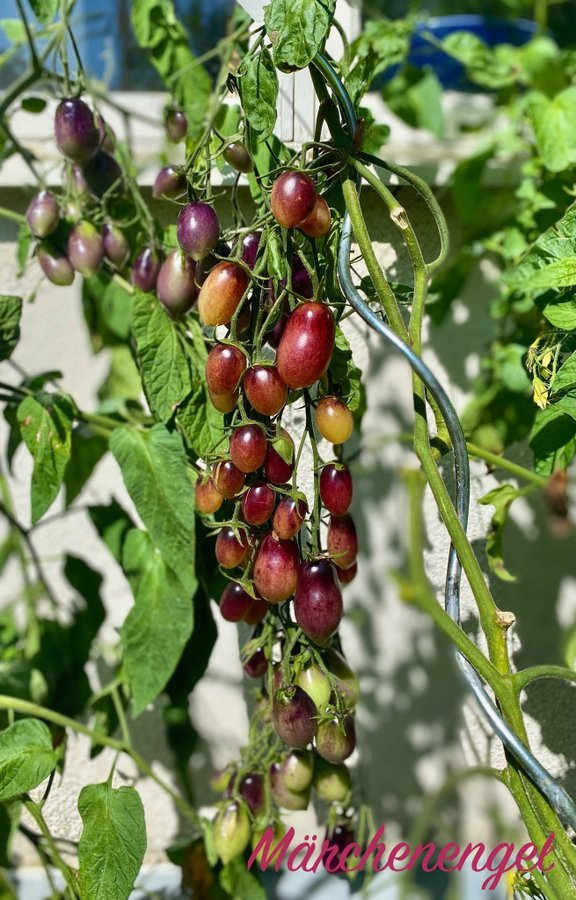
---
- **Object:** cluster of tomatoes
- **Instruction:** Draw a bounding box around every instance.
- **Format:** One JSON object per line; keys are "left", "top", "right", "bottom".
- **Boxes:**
{"left": 185, "top": 169, "right": 361, "bottom": 862}
{"left": 26, "top": 93, "right": 362, "bottom": 865}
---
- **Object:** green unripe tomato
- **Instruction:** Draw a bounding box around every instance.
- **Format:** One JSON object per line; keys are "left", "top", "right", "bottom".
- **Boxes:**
{"left": 313, "top": 758, "right": 351, "bottom": 802}
{"left": 213, "top": 799, "right": 251, "bottom": 864}
{"left": 296, "top": 664, "right": 331, "bottom": 711}
{"left": 280, "top": 750, "right": 314, "bottom": 793}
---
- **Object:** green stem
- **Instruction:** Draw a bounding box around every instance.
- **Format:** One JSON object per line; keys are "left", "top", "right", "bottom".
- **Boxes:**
{"left": 0, "top": 207, "right": 26, "bottom": 225}
{"left": 514, "top": 665, "right": 576, "bottom": 692}
{"left": 0, "top": 696, "right": 202, "bottom": 829}
{"left": 467, "top": 442, "right": 548, "bottom": 488}
{"left": 341, "top": 175, "right": 408, "bottom": 340}
{"left": 23, "top": 800, "right": 79, "bottom": 897}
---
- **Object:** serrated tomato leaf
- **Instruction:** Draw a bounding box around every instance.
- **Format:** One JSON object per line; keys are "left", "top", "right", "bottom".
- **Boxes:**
{"left": 121, "top": 529, "right": 194, "bottom": 715}
{"left": 0, "top": 720, "right": 58, "bottom": 801}
{"left": 110, "top": 424, "right": 196, "bottom": 592}
{"left": 17, "top": 391, "right": 74, "bottom": 523}
{"left": 78, "top": 782, "right": 146, "bottom": 900}
{"left": 264, "top": 0, "right": 336, "bottom": 70}
{"left": 0, "top": 296, "right": 22, "bottom": 361}
{"left": 132, "top": 291, "right": 192, "bottom": 423}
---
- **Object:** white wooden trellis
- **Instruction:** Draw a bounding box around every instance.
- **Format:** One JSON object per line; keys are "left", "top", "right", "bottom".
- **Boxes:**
{"left": 238, "top": 0, "right": 362, "bottom": 144}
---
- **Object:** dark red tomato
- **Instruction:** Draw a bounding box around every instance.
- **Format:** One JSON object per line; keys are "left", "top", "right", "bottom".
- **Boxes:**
{"left": 294, "top": 560, "right": 343, "bottom": 645}
{"left": 243, "top": 365, "right": 288, "bottom": 417}
{"left": 272, "top": 496, "right": 307, "bottom": 539}
{"left": 253, "top": 533, "right": 299, "bottom": 603}
{"left": 264, "top": 429, "right": 295, "bottom": 486}
{"left": 271, "top": 172, "right": 317, "bottom": 228}
{"left": 276, "top": 302, "right": 335, "bottom": 390}
{"left": 205, "top": 344, "right": 247, "bottom": 394}
{"left": 242, "top": 483, "right": 276, "bottom": 526}
{"left": 327, "top": 514, "right": 358, "bottom": 570}
{"left": 319, "top": 464, "right": 353, "bottom": 516}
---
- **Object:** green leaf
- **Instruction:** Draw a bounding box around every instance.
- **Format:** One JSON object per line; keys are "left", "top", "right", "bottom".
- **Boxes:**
{"left": 529, "top": 395, "right": 576, "bottom": 475}
{"left": 479, "top": 484, "right": 525, "bottom": 582}
{"left": 99, "top": 346, "right": 142, "bottom": 404}
{"left": 82, "top": 276, "right": 132, "bottom": 349}
{"left": 507, "top": 205, "right": 576, "bottom": 299}
{"left": 527, "top": 88, "right": 576, "bottom": 173}
{"left": 28, "top": 0, "right": 58, "bottom": 24}
{"left": 553, "top": 352, "right": 576, "bottom": 395}
{"left": 329, "top": 326, "right": 365, "bottom": 417}
{"left": 17, "top": 392, "right": 73, "bottom": 523}
{"left": 121, "top": 529, "right": 194, "bottom": 715}
{"left": 110, "top": 424, "right": 196, "bottom": 591}
{"left": 264, "top": 0, "right": 336, "bottom": 70}
{"left": 64, "top": 425, "right": 107, "bottom": 507}
{"left": 176, "top": 383, "right": 224, "bottom": 458}
{"left": 16, "top": 224, "right": 32, "bottom": 276}
{"left": 78, "top": 782, "right": 146, "bottom": 900}
{"left": 32, "top": 556, "right": 105, "bottom": 718}
{"left": 220, "top": 856, "right": 266, "bottom": 899}
{"left": 0, "top": 296, "right": 22, "bottom": 362}
{"left": 89, "top": 501, "right": 135, "bottom": 565}
{"left": 175, "top": 318, "right": 223, "bottom": 457}
{"left": 238, "top": 47, "right": 278, "bottom": 140}
{"left": 347, "top": 18, "right": 411, "bottom": 103}
{"left": 131, "top": 0, "right": 211, "bottom": 141}
{"left": 383, "top": 67, "right": 444, "bottom": 137}
{"left": 440, "top": 32, "right": 519, "bottom": 89}
{"left": 20, "top": 97, "right": 47, "bottom": 114}
{"left": 0, "top": 800, "right": 21, "bottom": 869}
{"left": 132, "top": 291, "right": 191, "bottom": 423}
{"left": 541, "top": 295, "right": 576, "bottom": 329}
{"left": 0, "top": 720, "right": 57, "bottom": 801}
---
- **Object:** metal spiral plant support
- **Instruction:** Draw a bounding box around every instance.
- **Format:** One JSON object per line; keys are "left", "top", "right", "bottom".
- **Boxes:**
{"left": 312, "top": 51, "right": 576, "bottom": 832}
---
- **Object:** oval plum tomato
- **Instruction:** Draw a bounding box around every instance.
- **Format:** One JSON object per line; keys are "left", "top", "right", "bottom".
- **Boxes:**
{"left": 276, "top": 302, "right": 335, "bottom": 390}
{"left": 242, "top": 483, "right": 275, "bottom": 526}
{"left": 272, "top": 685, "right": 317, "bottom": 748}
{"left": 205, "top": 344, "right": 247, "bottom": 394}
{"left": 213, "top": 460, "right": 246, "bottom": 499}
{"left": 271, "top": 172, "right": 317, "bottom": 228}
{"left": 215, "top": 527, "right": 250, "bottom": 569}
{"left": 243, "top": 365, "right": 288, "bottom": 417}
{"left": 131, "top": 247, "right": 161, "bottom": 292}
{"left": 198, "top": 261, "right": 249, "bottom": 326}
{"left": 272, "top": 496, "right": 307, "bottom": 539}
{"left": 300, "top": 196, "right": 331, "bottom": 238}
{"left": 26, "top": 191, "right": 59, "bottom": 238}
{"left": 195, "top": 476, "right": 223, "bottom": 514}
{"left": 315, "top": 714, "right": 356, "bottom": 763}
{"left": 219, "top": 582, "right": 253, "bottom": 622}
{"left": 230, "top": 424, "right": 267, "bottom": 474}
{"left": 264, "top": 429, "right": 295, "bottom": 485}
{"left": 37, "top": 243, "right": 74, "bottom": 286}
{"left": 253, "top": 533, "right": 298, "bottom": 603}
{"left": 213, "top": 800, "right": 250, "bottom": 864}
{"left": 319, "top": 464, "right": 353, "bottom": 516}
{"left": 294, "top": 559, "right": 343, "bottom": 645}
{"left": 156, "top": 249, "right": 197, "bottom": 317}
{"left": 315, "top": 397, "right": 353, "bottom": 444}
{"left": 54, "top": 98, "right": 99, "bottom": 163}
{"left": 327, "top": 514, "right": 358, "bottom": 570}
{"left": 177, "top": 201, "right": 220, "bottom": 261}
{"left": 67, "top": 221, "right": 104, "bottom": 277}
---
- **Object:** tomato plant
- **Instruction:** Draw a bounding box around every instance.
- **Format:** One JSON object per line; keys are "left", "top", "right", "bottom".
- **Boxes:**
{"left": 0, "top": 0, "right": 576, "bottom": 897}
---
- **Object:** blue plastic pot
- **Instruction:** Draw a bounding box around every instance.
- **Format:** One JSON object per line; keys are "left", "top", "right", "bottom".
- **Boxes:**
{"left": 403, "top": 15, "right": 539, "bottom": 91}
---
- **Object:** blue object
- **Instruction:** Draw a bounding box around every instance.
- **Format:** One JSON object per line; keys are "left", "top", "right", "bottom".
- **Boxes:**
{"left": 405, "top": 15, "right": 539, "bottom": 91}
